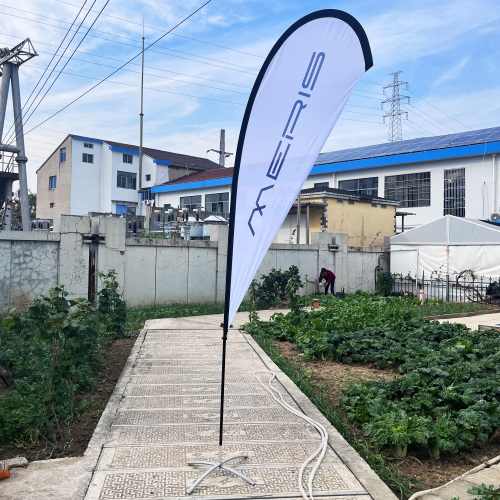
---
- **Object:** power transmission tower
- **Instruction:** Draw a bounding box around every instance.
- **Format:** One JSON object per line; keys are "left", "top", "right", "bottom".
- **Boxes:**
{"left": 207, "top": 129, "right": 233, "bottom": 167}
{"left": 381, "top": 71, "right": 409, "bottom": 142}
{"left": 0, "top": 39, "right": 37, "bottom": 231}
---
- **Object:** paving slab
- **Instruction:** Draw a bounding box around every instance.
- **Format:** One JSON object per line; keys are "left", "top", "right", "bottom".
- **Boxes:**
{"left": 83, "top": 313, "right": 396, "bottom": 500}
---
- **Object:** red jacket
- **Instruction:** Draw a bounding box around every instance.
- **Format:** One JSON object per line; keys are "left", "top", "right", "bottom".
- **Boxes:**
{"left": 319, "top": 270, "right": 335, "bottom": 284}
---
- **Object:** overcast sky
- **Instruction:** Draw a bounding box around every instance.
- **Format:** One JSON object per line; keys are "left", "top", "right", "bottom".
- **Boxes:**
{"left": 1, "top": 0, "right": 499, "bottom": 192}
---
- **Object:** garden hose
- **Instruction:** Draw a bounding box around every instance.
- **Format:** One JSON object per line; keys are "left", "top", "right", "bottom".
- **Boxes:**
{"left": 254, "top": 370, "right": 329, "bottom": 500}
{"left": 408, "top": 454, "right": 500, "bottom": 500}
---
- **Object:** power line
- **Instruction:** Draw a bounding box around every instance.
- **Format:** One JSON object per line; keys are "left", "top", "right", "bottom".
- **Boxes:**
{"left": 17, "top": 48, "right": 249, "bottom": 96}
{"left": 404, "top": 118, "right": 434, "bottom": 137}
{"left": 5, "top": 0, "right": 106, "bottom": 144}
{"left": 51, "top": 0, "right": 266, "bottom": 59}
{"left": 401, "top": 104, "right": 452, "bottom": 135}
{"left": 2, "top": 0, "right": 93, "bottom": 144}
{"left": 23, "top": 62, "right": 392, "bottom": 117}
{"left": 116, "top": 0, "right": 277, "bottom": 43}
{"left": 23, "top": 63, "right": 247, "bottom": 105}
{"left": 0, "top": 8, "right": 260, "bottom": 74}
{"left": 408, "top": 89, "right": 473, "bottom": 131}
{"left": 17, "top": 0, "right": 214, "bottom": 141}
{"left": 0, "top": 32, "right": 254, "bottom": 90}
{"left": 407, "top": 103, "right": 456, "bottom": 133}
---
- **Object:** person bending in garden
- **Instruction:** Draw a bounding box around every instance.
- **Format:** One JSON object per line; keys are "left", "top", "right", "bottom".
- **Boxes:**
{"left": 319, "top": 268, "right": 335, "bottom": 295}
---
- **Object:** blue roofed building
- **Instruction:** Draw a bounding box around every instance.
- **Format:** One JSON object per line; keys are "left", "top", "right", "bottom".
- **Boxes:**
{"left": 152, "top": 126, "right": 500, "bottom": 234}
{"left": 303, "top": 126, "right": 500, "bottom": 231}
{"left": 36, "top": 134, "right": 220, "bottom": 223}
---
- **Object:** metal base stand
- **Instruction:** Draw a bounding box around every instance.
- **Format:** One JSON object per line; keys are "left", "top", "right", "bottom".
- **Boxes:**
{"left": 186, "top": 455, "right": 255, "bottom": 495}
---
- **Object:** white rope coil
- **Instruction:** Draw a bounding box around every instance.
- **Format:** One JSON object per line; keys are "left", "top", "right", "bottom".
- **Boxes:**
{"left": 254, "top": 370, "right": 329, "bottom": 500}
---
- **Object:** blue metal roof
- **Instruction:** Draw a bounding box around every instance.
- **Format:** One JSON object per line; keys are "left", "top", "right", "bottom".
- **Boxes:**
{"left": 315, "top": 126, "right": 500, "bottom": 166}
{"left": 109, "top": 146, "right": 139, "bottom": 155}
{"left": 73, "top": 136, "right": 103, "bottom": 144}
{"left": 152, "top": 177, "right": 231, "bottom": 194}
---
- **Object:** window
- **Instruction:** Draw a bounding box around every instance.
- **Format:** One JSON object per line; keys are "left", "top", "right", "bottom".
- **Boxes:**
{"left": 348, "top": 200, "right": 355, "bottom": 205}
{"left": 123, "top": 153, "right": 133, "bottom": 164}
{"left": 336, "top": 200, "right": 343, "bottom": 204}
{"left": 371, "top": 203, "right": 378, "bottom": 208}
{"left": 116, "top": 204, "right": 136, "bottom": 215}
{"left": 60, "top": 147, "right": 66, "bottom": 162}
{"left": 205, "top": 192, "right": 229, "bottom": 214}
{"left": 50, "top": 202, "right": 54, "bottom": 208}
{"left": 83, "top": 153, "right": 94, "bottom": 163}
{"left": 339, "top": 177, "right": 378, "bottom": 197}
{"left": 141, "top": 188, "right": 153, "bottom": 201}
{"left": 180, "top": 195, "right": 202, "bottom": 210}
{"left": 49, "top": 176, "right": 56, "bottom": 190}
{"left": 117, "top": 171, "right": 137, "bottom": 190}
{"left": 384, "top": 172, "right": 430, "bottom": 207}
{"left": 145, "top": 174, "right": 151, "bottom": 181}
{"left": 84, "top": 142, "right": 94, "bottom": 149}
{"left": 314, "top": 182, "right": 330, "bottom": 189}
{"left": 444, "top": 168, "right": 465, "bottom": 217}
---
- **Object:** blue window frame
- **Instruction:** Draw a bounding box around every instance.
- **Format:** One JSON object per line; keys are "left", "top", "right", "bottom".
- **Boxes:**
{"left": 60, "top": 147, "right": 66, "bottom": 162}
{"left": 49, "top": 176, "right": 56, "bottom": 189}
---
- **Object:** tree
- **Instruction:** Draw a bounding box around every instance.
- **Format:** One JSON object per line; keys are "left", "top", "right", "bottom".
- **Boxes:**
{"left": 11, "top": 190, "right": 37, "bottom": 221}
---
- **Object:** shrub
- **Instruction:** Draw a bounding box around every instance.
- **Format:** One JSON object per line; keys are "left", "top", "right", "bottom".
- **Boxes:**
{"left": 0, "top": 285, "right": 102, "bottom": 448}
{"left": 376, "top": 271, "right": 395, "bottom": 296}
{"left": 97, "top": 269, "right": 127, "bottom": 339}
{"left": 253, "top": 265, "right": 303, "bottom": 307}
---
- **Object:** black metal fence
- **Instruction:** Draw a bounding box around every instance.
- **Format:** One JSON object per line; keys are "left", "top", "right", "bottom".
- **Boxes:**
{"left": 392, "top": 274, "right": 500, "bottom": 304}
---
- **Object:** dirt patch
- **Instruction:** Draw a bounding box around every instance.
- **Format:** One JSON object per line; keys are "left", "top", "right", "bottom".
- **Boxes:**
{"left": 273, "top": 339, "right": 500, "bottom": 494}
{"left": 0, "top": 334, "right": 137, "bottom": 462}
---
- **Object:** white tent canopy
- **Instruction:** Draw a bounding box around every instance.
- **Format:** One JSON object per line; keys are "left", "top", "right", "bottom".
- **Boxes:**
{"left": 390, "top": 215, "right": 500, "bottom": 279}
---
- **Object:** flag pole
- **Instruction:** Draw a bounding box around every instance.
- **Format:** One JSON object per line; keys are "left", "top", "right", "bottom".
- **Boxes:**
{"left": 186, "top": 127, "right": 255, "bottom": 496}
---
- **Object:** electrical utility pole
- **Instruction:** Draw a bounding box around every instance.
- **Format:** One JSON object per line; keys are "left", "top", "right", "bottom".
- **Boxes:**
{"left": 207, "top": 129, "right": 233, "bottom": 167}
{"left": 381, "top": 71, "right": 410, "bottom": 142}
{"left": 0, "top": 39, "right": 37, "bottom": 231}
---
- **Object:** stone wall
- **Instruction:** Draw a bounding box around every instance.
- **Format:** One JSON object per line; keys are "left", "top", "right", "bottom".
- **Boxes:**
{"left": 0, "top": 215, "right": 389, "bottom": 311}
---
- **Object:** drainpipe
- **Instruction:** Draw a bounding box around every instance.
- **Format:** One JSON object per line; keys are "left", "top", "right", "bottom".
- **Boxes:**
{"left": 493, "top": 153, "right": 497, "bottom": 217}
{"left": 306, "top": 203, "right": 310, "bottom": 245}
{"left": 296, "top": 192, "right": 301, "bottom": 244}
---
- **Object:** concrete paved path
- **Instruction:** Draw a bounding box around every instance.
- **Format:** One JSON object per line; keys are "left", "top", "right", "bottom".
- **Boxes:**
{"left": 437, "top": 310, "right": 500, "bottom": 331}
{"left": 83, "top": 311, "right": 396, "bottom": 500}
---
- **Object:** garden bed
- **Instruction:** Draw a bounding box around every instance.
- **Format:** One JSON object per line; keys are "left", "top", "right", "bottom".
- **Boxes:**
{"left": 0, "top": 335, "right": 137, "bottom": 462}
{"left": 245, "top": 293, "right": 500, "bottom": 498}
{"left": 274, "top": 339, "right": 500, "bottom": 494}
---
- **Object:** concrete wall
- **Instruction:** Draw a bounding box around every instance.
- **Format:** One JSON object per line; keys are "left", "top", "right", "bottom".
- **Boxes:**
{"left": 0, "top": 216, "right": 388, "bottom": 312}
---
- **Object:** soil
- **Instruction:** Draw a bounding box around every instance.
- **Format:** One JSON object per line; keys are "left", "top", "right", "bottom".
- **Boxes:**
{"left": 0, "top": 335, "right": 138, "bottom": 462}
{"left": 273, "top": 340, "right": 500, "bottom": 495}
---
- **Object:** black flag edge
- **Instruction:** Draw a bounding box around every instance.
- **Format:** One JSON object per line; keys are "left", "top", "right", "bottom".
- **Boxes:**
{"left": 222, "top": 9, "right": 373, "bottom": 333}
{"left": 217, "top": 9, "right": 372, "bottom": 448}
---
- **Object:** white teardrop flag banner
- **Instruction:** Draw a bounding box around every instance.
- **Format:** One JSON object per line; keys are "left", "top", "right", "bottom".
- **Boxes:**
{"left": 224, "top": 9, "right": 373, "bottom": 328}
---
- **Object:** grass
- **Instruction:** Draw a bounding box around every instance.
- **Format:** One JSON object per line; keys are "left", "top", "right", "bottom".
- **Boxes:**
{"left": 415, "top": 300, "right": 496, "bottom": 318}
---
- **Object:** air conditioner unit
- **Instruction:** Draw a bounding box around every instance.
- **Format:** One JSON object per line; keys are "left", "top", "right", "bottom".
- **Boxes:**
{"left": 491, "top": 213, "right": 500, "bottom": 221}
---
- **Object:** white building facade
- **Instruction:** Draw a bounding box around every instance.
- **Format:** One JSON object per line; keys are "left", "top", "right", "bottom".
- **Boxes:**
{"left": 152, "top": 127, "right": 500, "bottom": 233}
{"left": 36, "top": 135, "right": 219, "bottom": 221}
{"left": 304, "top": 127, "right": 500, "bottom": 231}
